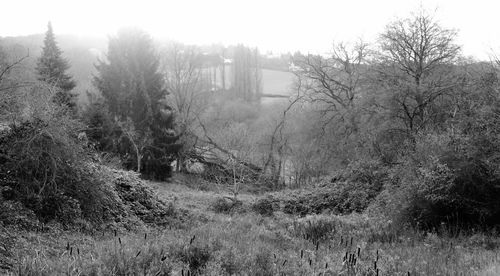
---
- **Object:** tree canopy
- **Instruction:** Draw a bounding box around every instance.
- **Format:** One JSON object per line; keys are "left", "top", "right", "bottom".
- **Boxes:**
{"left": 93, "top": 28, "right": 180, "bottom": 180}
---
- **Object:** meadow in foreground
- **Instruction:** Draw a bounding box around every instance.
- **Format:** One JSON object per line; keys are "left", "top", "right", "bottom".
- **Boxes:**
{"left": 5, "top": 179, "right": 500, "bottom": 276}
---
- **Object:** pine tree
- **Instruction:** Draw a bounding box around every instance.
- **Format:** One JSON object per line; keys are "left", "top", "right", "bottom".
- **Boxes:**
{"left": 94, "top": 28, "right": 165, "bottom": 129}
{"left": 94, "top": 28, "right": 180, "bottom": 179}
{"left": 36, "top": 22, "right": 76, "bottom": 108}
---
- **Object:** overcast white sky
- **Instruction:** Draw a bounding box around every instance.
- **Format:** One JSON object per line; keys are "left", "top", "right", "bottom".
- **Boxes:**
{"left": 1, "top": 0, "right": 499, "bottom": 60}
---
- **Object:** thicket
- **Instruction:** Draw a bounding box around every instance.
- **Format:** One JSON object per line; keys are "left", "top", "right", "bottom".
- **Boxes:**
{"left": 279, "top": 70, "right": 500, "bottom": 229}
{"left": 247, "top": 159, "right": 387, "bottom": 217}
{"left": 3, "top": 11, "right": 500, "bottom": 234}
{"left": 0, "top": 85, "right": 185, "bottom": 229}
{"left": 374, "top": 100, "right": 500, "bottom": 229}
{"left": 285, "top": 11, "right": 500, "bottom": 231}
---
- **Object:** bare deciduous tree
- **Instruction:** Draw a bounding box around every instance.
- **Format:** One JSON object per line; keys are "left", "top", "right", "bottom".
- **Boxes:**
{"left": 0, "top": 47, "right": 30, "bottom": 122}
{"left": 262, "top": 79, "right": 303, "bottom": 187}
{"left": 377, "top": 9, "right": 461, "bottom": 133}
{"left": 292, "top": 41, "right": 370, "bottom": 167}
{"left": 294, "top": 41, "right": 369, "bottom": 118}
{"left": 162, "top": 43, "right": 207, "bottom": 134}
{"left": 196, "top": 115, "right": 261, "bottom": 198}
{"left": 161, "top": 43, "right": 209, "bottom": 171}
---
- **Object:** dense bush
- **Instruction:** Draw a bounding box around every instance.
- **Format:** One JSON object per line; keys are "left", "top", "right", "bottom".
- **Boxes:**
{"left": 287, "top": 216, "right": 337, "bottom": 244}
{"left": 110, "top": 168, "right": 189, "bottom": 227}
{"left": 276, "top": 185, "right": 372, "bottom": 216}
{"left": 210, "top": 197, "right": 243, "bottom": 213}
{"left": 0, "top": 86, "right": 186, "bottom": 228}
{"left": 177, "top": 244, "right": 212, "bottom": 273}
{"left": 271, "top": 160, "right": 387, "bottom": 217}
{"left": 0, "top": 106, "right": 95, "bottom": 222}
{"left": 0, "top": 119, "right": 127, "bottom": 226}
{"left": 332, "top": 159, "right": 389, "bottom": 189}
{"left": 252, "top": 196, "right": 279, "bottom": 216}
{"left": 0, "top": 188, "right": 39, "bottom": 230}
{"left": 374, "top": 110, "right": 500, "bottom": 229}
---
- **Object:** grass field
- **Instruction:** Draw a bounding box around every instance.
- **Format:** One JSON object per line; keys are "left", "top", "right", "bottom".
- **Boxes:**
{"left": 261, "top": 69, "right": 295, "bottom": 96}
{"left": 2, "top": 174, "right": 500, "bottom": 275}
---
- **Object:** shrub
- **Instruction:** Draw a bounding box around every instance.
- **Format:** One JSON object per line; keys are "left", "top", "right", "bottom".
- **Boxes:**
{"left": 336, "top": 158, "right": 388, "bottom": 188}
{"left": 177, "top": 244, "right": 212, "bottom": 273}
{"left": 288, "top": 216, "right": 337, "bottom": 244}
{"left": 272, "top": 159, "right": 388, "bottom": 217}
{"left": 211, "top": 197, "right": 242, "bottom": 214}
{"left": 0, "top": 85, "right": 185, "bottom": 228}
{"left": 252, "top": 196, "right": 278, "bottom": 216}
{"left": 0, "top": 187, "right": 39, "bottom": 229}
{"left": 277, "top": 180, "right": 384, "bottom": 217}
{"left": 377, "top": 126, "right": 500, "bottom": 230}
{"left": 0, "top": 118, "right": 135, "bottom": 227}
{"left": 0, "top": 111, "right": 89, "bottom": 223}
{"left": 110, "top": 168, "right": 189, "bottom": 227}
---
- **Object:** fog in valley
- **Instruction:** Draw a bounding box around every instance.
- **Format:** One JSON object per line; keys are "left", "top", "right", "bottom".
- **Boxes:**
{"left": 2, "top": 1, "right": 500, "bottom": 275}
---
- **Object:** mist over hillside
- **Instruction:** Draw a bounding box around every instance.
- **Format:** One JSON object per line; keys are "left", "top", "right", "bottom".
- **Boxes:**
{"left": 1, "top": 34, "right": 295, "bottom": 106}
{"left": 1, "top": 34, "right": 105, "bottom": 103}
{"left": 3, "top": 3, "right": 500, "bottom": 276}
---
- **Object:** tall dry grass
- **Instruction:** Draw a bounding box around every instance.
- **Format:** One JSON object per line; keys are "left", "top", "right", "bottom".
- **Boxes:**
{"left": 8, "top": 213, "right": 500, "bottom": 275}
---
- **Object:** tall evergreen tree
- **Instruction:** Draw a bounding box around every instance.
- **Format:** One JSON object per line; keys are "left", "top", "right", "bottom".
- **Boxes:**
{"left": 94, "top": 28, "right": 165, "bottom": 130}
{"left": 36, "top": 22, "right": 76, "bottom": 108}
{"left": 94, "top": 28, "right": 180, "bottom": 179}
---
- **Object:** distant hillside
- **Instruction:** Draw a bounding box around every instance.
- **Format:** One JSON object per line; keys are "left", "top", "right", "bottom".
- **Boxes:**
{"left": 0, "top": 34, "right": 106, "bottom": 105}
{"left": 261, "top": 69, "right": 295, "bottom": 96}
{"left": 0, "top": 34, "right": 296, "bottom": 105}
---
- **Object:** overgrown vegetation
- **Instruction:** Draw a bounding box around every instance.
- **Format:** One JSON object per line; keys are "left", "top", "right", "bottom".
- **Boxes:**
{"left": 7, "top": 211, "right": 500, "bottom": 275}
{"left": 92, "top": 28, "right": 181, "bottom": 180}
{"left": 0, "top": 84, "right": 186, "bottom": 230}
{"left": 2, "top": 6, "right": 500, "bottom": 275}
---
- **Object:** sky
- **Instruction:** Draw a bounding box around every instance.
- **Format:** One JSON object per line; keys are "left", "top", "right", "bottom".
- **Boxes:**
{"left": 0, "top": 0, "right": 499, "bottom": 60}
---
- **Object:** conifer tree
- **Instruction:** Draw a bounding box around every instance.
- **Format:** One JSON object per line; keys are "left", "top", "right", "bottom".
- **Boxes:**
{"left": 36, "top": 22, "right": 76, "bottom": 108}
{"left": 94, "top": 28, "right": 180, "bottom": 179}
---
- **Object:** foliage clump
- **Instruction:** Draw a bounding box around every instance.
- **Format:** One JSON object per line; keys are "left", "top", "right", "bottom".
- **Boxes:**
{"left": 110, "top": 168, "right": 189, "bottom": 226}
{"left": 270, "top": 161, "right": 387, "bottom": 217}
{"left": 375, "top": 115, "right": 500, "bottom": 229}
{"left": 0, "top": 86, "right": 186, "bottom": 229}
{"left": 210, "top": 197, "right": 243, "bottom": 214}
{"left": 0, "top": 94, "right": 106, "bottom": 225}
{"left": 252, "top": 196, "right": 279, "bottom": 216}
{"left": 177, "top": 244, "right": 213, "bottom": 273}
